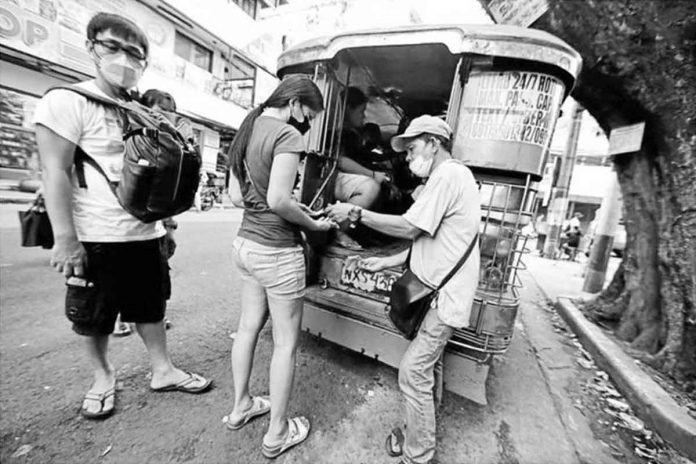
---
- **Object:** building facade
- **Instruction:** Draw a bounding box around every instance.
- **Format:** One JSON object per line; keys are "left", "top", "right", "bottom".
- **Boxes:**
{"left": 0, "top": 0, "right": 280, "bottom": 184}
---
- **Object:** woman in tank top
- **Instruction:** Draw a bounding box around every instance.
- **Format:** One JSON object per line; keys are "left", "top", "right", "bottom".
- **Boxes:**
{"left": 223, "top": 76, "right": 336, "bottom": 458}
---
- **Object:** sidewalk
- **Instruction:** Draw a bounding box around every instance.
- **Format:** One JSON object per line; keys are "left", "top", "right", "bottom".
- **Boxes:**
{"left": 524, "top": 254, "right": 696, "bottom": 461}
{"left": 0, "top": 180, "right": 35, "bottom": 205}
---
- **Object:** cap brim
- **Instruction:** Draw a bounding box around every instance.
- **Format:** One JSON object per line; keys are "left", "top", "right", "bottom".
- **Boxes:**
{"left": 390, "top": 131, "right": 421, "bottom": 152}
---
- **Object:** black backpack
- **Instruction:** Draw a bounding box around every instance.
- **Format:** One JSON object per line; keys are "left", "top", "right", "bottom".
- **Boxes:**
{"left": 46, "top": 86, "right": 202, "bottom": 223}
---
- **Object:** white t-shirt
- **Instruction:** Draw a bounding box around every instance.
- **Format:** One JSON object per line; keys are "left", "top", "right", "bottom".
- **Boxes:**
{"left": 33, "top": 80, "right": 164, "bottom": 242}
{"left": 402, "top": 159, "right": 481, "bottom": 328}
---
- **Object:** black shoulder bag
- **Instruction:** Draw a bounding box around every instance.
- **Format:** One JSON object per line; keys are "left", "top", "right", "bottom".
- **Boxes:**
{"left": 18, "top": 193, "right": 54, "bottom": 249}
{"left": 388, "top": 234, "right": 478, "bottom": 339}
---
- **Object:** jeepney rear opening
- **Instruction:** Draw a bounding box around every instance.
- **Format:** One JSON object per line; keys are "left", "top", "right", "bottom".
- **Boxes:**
{"left": 278, "top": 25, "right": 582, "bottom": 404}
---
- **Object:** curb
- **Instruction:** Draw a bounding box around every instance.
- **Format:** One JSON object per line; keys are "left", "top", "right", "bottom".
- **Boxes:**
{"left": 0, "top": 198, "right": 33, "bottom": 205}
{"left": 556, "top": 297, "right": 696, "bottom": 461}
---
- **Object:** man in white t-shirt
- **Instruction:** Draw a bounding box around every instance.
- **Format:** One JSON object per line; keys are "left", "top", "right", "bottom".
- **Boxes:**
{"left": 34, "top": 12, "right": 211, "bottom": 420}
{"left": 326, "top": 116, "right": 480, "bottom": 464}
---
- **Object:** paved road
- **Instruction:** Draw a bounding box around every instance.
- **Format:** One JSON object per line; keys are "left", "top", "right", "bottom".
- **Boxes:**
{"left": 0, "top": 205, "right": 629, "bottom": 464}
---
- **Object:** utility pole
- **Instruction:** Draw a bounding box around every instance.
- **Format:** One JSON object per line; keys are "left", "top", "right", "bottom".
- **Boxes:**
{"left": 583, "top": 172, "right": 621, "bottom": 292}
{"left": 543, "top": 101, "right": 583, "bottom": 259}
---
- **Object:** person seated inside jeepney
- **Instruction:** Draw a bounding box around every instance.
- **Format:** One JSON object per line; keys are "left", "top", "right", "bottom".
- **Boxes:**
{"left": 360, "top": 122, "right": 384, "bottom": 155}
{"left": 334, "top": 87, "right": 391, "bottom": 203}
{"left": 332, "top": 87, "right": 401, "bottom": 248}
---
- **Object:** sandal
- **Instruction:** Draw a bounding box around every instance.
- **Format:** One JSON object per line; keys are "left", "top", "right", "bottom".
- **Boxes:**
{"left": 113, "top": 322, "right": 132, "bottom": 337}
{"left": 261, "top": 416, "right": 310, "bottom": 459}
{"left": 151, "top": 372, "right": 212, "bottom": 394}
{"left": 81, "top": 387, "right": 115, "bottom": 420}
{"left": 385, "top": 427, "right": 404, "bottom": 457}
{"left": 224, "top": 396, "right": 271, "bottom": 430}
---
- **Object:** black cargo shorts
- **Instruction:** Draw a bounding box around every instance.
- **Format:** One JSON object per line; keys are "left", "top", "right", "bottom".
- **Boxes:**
{"left": 65, "top": 238, "right": 171, "bottom": 336}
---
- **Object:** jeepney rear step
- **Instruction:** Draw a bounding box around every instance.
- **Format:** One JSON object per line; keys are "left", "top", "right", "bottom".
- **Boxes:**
{"left": 303, "top": 286, "right": 490, "bottom": 405}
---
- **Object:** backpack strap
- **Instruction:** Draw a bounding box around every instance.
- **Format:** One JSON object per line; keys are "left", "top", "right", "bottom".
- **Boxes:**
{"left": 47, "top": 85, "right": 181, "bottom": 145}
{"left": 45, "top": 86, "right": 130, "bottom": 192}
{"left": 124, "top": 127, "right": 160, "bottom": 141}
{"left": 74, "top": 146, "right": 118, "bottom": 197}
{"left": 46, "top": 85, "right": 132, "bottom": 139}
{"left": 46, "top": 85, "right": 132, "bottom": 109}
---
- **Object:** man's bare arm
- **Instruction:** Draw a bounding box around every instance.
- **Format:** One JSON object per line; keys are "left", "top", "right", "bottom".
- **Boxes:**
{"left": 36, "top": 124, "right": 87, "bottom": 277}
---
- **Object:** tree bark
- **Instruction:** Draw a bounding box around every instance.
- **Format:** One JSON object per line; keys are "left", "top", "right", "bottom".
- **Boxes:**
{"left": 527, "top": 0, "right": 696, "bottom": 381}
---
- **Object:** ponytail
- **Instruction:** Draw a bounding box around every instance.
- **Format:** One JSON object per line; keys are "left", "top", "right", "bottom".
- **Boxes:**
{"left": 228, "top": 105, "right": 264, "bottom": 181}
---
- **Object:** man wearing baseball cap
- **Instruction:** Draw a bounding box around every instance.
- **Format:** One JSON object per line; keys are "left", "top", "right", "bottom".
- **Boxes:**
{"left": 326, "top": 115, "right": 480, "bottom": 464}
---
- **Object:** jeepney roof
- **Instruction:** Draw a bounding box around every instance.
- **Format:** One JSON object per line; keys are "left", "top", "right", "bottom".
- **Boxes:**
{"left": 277, "top": 24, "right": 581, "bottom": 82}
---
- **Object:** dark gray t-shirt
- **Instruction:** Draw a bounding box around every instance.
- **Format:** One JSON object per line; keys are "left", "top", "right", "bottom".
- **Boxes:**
{"left": 237, "top": 116, "right": 305, "bottom": 247}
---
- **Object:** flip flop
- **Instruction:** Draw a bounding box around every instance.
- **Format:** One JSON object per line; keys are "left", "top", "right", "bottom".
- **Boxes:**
{"left": 224, "top": 396, "right": 271, "bottom": 430}
{"left": 151, "top": 372, "right": 212, "bottom": 394}
{"left": 112, "top": 322, "right": 132, "bottom": 337}
{"left": 261, "top": 416, "right": 310, "bottom": 459}
{"left": 385, "top": 427, "right": 404, "bottom": 457}
{"left": 81, "top": 387, "right": 115, "bottom": 420}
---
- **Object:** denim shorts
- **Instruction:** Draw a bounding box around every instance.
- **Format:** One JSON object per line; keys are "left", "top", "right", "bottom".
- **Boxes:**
{"left": 232, "top": 237, "right": 305, "bottom": 299}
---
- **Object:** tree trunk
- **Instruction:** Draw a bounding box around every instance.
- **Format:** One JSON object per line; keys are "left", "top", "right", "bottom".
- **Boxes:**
{"left": 525, "top": 0, "right": 696, "bottom": 381}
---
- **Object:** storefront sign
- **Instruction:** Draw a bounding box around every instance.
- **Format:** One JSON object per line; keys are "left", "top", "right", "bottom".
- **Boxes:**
{"left": 0, "top": 88, "right": 39, "bottom": 171}
{"left": 459, "top": 71, "right": 564, "bottom": 148}
{"left": 0, "top": 0, "right": 175, "bottom": 76}
{"left": 213, "top": 78, "right": 254, "bottom": 108}
{"left": 488, "top": 0, "right": 549, "bottom": 28}
{"left": 608, "top": 122, "right": 645, "bottom": 155}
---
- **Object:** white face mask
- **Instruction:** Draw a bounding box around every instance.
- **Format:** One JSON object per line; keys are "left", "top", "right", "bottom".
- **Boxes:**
{"left": 409, "top": 154, "right": 433, "bottom": 178}
{"left": 99, "top": 53, "right": 143, "bottom": 90}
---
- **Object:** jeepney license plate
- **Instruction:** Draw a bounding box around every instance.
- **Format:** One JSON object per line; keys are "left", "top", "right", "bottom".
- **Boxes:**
{"left": 339, "top": 257, "right": 397, "bottom": 295}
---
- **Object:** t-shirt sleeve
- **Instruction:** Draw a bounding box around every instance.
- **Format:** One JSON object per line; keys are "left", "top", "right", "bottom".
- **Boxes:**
{"left": 32, "top": 89, "right": 85, "bottom": 145}
{"left": 273, "top": 126, "right": 305, "bottom": 157}
{"left": 403, "top": 172, "right": 456, "bottom": 237}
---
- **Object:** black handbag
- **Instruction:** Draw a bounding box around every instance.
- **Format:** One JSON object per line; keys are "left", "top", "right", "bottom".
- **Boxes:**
{"left": 388, "top": 234, "right": 478, "bottom": 339}
{"left": 18, "top": 194, "right": 54, "bottom": 249}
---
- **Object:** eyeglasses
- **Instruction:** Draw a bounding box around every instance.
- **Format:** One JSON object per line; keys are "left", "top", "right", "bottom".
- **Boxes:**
{"left": 91, "top": 39, "right": 147, "bottom": 64}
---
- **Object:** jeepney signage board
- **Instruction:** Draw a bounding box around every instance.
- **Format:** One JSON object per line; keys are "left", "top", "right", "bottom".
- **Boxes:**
{"left": 339, "top": 256, "right": 397, "bottom": 296}
{"left": 458, "top": 71, "right": 564, "bottom": 149}
{"left": 453, "top": 68, "right": 565, "bottom": 177}
{"left": 488, "top": 0, "right": 549, "bottom": 28}
{"left": 608, "top": 122, "right": 645, "bottom": 155}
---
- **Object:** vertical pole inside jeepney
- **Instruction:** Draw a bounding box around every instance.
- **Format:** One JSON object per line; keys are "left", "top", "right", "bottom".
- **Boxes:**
{"left": 499, "top": 183, "right": 513, "bottom": 297}
{"left": 481, "top": 182, "right": 494, "bottom": 294}
{"left": 318, "top": 64, "right": 332, "bottom": 155}
{"left": 507, "top": 175, "right": 534, "bottom": 297}
{"left": 445, "top": 58, "right": 463, "bottom": 129}
{"left": 330, "top": 63, "right": 352, "bottom": 160}
{"left": 308, "top": 63, "right": 325, "bottom": 153}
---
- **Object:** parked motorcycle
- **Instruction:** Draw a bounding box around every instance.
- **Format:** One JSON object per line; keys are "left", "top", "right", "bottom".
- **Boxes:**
{"left": 200, "top": 186, "right": 221, "bottom": 211}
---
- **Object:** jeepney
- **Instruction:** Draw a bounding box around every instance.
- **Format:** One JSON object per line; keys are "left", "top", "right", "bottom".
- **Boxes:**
{"left": 278, "top": 24, "right": 582, "bottom": 404}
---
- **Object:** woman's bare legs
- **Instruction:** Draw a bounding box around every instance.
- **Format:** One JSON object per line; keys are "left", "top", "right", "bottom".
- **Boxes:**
{"left": 264, "top": 294, "right": 303, "bottom": 443}
{"left": 228, "top": 279, "right": 269, "bottom": 421}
